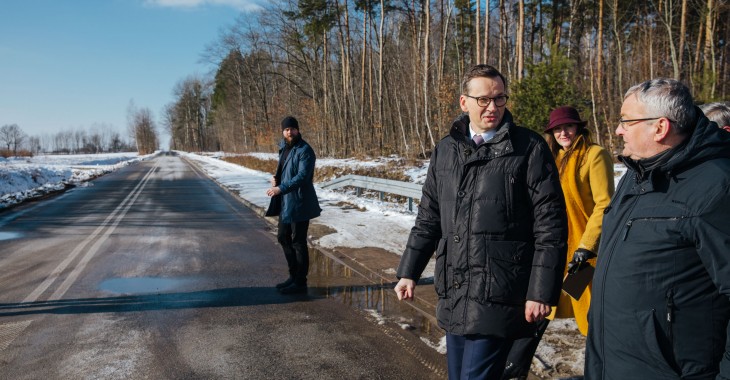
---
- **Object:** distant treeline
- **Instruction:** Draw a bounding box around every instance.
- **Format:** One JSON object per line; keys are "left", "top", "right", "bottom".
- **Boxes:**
{"left": 159, "top": 0, "right": 728, "bottom": 158}
{"left": 0, "top": 123, "right": 136, "bottom": 157}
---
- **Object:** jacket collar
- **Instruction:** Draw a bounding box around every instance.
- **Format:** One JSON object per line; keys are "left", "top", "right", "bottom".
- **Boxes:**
{"left": 450, "top": 109, "right": 515, "bottom": 145}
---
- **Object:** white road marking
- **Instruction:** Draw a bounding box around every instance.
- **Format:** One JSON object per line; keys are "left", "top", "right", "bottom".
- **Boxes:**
{"left": 22, "top": 161, "right": 158, "bottom": 304}
{"left": 0, "top": 320, "right": 32, "bottom": 351}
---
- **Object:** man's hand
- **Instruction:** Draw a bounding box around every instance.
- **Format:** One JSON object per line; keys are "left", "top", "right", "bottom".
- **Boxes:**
{"left": 525, "top": 300, "right": 551, "bottom": 323}
{"left": 394, "top": 278, "right": 416, "bottom": 301}
{"left": 266, "top": 187, "right": 282, "bottom": 197}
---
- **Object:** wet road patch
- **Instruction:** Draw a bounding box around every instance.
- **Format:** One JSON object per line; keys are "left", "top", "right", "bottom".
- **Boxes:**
{"left": 99, "top": 277, "right": 191, "bottom": 295}
{"left": 0, "top": 232, "right": 22, "bottom": 241}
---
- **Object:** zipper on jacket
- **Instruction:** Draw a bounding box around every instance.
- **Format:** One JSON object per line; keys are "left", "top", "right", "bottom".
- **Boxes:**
{"left": 622, "top": 220, "right": 633, "bottom": 240}
{"left": 595, "top": 189, "right": 642, "bottom": 375}
{"left": 666, "top": 288, "right": 675, "bottom": 341}
{"left": 506, "top": 174, "right": 515, "bottom": 221}
{"left": 622, "top": 216, "right": 687, "bottom": 241}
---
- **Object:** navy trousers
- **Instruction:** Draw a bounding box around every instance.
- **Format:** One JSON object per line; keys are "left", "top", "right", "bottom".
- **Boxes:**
{"left": 447, "top": 333, "right": 513, "bottom": 380}
{"left": 277, "top": 220, "right": 310, "bottom": 285}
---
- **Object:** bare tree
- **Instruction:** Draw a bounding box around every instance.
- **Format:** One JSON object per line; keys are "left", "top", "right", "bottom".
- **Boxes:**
{"left": 129, "top": 107, "right": 159, "bottom": 155}
{"left": 0, "top": 124, "right": 26, "bottom": 155}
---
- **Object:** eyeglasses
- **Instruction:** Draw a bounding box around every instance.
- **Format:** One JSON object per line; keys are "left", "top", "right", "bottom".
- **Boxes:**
{"left": 618, "top": 117, "right": 673, "bottom": 129}
{"left": 463, "top": 94, "right": 509, "bottom": 108}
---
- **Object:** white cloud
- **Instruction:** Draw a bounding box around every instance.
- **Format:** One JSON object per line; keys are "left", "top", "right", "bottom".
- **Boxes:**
{"left": 143, "top": 0, "right": 263, "bottom": 12}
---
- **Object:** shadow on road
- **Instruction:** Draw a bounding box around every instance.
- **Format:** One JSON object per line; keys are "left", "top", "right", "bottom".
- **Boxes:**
{"left": 0, "top": 286, "right": 345, "bottom": 317}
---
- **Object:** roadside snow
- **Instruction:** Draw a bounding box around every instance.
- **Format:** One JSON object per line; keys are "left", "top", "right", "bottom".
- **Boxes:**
{"left": 0, "top": 152, "right": 152, "bottom": 208}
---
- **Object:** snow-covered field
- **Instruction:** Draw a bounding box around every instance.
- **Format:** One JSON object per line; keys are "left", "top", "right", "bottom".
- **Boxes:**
{"left": 0, "top": 152, "right": 152, "bottom": 208}
{"left": 0, "top": 150, "right": 628, "bottom": 378}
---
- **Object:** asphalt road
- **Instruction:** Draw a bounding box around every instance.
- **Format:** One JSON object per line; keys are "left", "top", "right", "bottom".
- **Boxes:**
{"left": 0, "top": 153, "right": 445, "bottom": 379}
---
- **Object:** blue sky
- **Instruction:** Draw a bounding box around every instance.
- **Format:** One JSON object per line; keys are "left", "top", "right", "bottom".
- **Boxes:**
{"left": 0, "top": 0, "right": 264, "bottom": 145}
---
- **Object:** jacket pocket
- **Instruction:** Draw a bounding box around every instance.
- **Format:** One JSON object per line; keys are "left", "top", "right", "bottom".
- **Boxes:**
{"left": 434, "top": 238, "right": 447, "bottom": 297}
{"left": 505, "top": 174, "right": 515, "bottom": 221}
{"left": 634, "top": 309, "right": 680, "bottom": 377}
{"left": 479, "top": 240, "right": 530, "bottom": 305}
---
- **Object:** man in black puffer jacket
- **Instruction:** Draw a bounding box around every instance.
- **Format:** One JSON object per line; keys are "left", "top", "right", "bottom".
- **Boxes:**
{"left": 394, "top": 64, "right": 567, "bottom": 379}
{"left": 586, "top": 78, "right": 730, "bottom": 379}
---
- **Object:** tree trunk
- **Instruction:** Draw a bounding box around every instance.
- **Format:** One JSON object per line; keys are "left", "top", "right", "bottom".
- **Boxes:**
{"left": 476, "top": 0, "right": 481, "bottom": 63}
{"left": 656, "top": 0, "right": 680, "bottom": 79}
{"left": 703, "top": 0, "right": 716, "bottom": 99}
{"left": 361, "top": 10, "right": 368, "bottom": 137}
{"left": 597, "top": 0, "right": 604, "bottom": 96}
{"left": 691, "top": 8, "right": 704, "bottom": 91}
{"left": 379, "top": 0, "right": 385, "bottom": 132}
{"left": 610, "top": 0, "right": 623, "bottom": 96}
{"left": 517, "top": 0, "right": 524, "bottom": 80}
{"left": 423, "top": 0, "right": 435, "bottom": 147}
{"left": 498, "top": 0, "right": 504, "bottom": 73}
{"left": 678, "top": 0, "right": 687, "bottom": 79}
{"left": 484, "top": 0, "right": 489, "bottom": 64}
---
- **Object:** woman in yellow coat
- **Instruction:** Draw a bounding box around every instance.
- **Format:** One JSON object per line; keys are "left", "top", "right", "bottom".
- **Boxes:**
{"left": 502, "top": 106, "right": 614, "bottom": 380}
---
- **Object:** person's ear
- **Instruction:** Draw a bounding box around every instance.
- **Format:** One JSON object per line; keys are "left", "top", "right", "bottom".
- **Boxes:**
{"left": 459, "top": 95, "right": 468, "bottom": 113}
{"left": 653, "top": 117, "right": 673, "bottom": 142}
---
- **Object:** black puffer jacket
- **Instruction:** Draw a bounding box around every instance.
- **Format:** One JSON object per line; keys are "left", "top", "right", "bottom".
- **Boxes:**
{"left": 397, "top": 111, "right": 567, "bottom": 339}
{"left": 585, "top": 111, "right": 730, "bottom": 379}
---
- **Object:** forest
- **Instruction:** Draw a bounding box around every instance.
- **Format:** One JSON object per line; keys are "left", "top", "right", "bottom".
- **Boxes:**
{"left": 157, "top": 0, "right": 729, "bottom": 159}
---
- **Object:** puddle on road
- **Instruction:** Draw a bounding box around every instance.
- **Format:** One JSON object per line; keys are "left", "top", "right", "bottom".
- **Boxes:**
{"left": 307, "top": 249, "right": 444, "bottom": 352}
{"left": 99, "top": 277, "right": 191, "bottom": 294}
{"left": 0, "top": 232, "right": 22, "bottom": 241}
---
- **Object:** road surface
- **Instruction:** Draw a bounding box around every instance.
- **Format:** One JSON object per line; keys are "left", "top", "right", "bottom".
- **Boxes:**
{"left": 0, "top": 153, "right": 445, "bottom": 379}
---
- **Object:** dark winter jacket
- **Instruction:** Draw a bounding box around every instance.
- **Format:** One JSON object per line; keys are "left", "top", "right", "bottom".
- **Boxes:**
{"left": 585, "top": 110, "right": 730, "bottom": 380}
{"left": 275, "top": 136, "right": 321, "bottom": 224}
{"left": 396, "top": 111, "right": 567, "bottom": 339}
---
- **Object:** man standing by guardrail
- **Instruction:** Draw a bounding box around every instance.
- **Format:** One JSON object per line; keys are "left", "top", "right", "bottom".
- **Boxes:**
{"left": 394, "top": 64, "right": 567, "bottom": 379}
{"left": 265, "top": 116, "right": 321, "bottom": 295}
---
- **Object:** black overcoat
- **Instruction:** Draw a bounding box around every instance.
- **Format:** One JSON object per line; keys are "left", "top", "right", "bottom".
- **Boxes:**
{"left": 397, "top": 111, "right": 567, "bottom": 339}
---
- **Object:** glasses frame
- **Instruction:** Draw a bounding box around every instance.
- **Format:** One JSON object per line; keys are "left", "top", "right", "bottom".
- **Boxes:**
{"left": 463, "top": 94, "right": 509, "bottom": 108}
{"left": 618, "top": 117, "right": 674, "bottom": 130}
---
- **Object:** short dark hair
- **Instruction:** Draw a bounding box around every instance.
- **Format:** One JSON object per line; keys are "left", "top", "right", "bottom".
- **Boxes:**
{"left": 461, "top": 64, "right": 507, "bottom": 95}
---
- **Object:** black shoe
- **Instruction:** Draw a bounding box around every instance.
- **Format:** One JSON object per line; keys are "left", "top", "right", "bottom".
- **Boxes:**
{"left": 279, "top": 283, "right": 307, "bottom": 294}
{"left": 502, "top": 361, "right": 528, "bottom": 380}
{"left": 276, "top": 277, "right": 295, "bottom": 289}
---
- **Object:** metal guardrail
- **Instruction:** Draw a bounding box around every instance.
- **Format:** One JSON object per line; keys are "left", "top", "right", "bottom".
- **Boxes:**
{"left": 319, "top": 174, "right": 423, "bottom": 211}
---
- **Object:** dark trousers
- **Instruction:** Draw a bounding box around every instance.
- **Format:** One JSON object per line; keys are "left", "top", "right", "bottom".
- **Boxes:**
{"left": 277, "top": 220, "right": 310, "bottom": 285}
{"left": 447, "top": 333, "right": 513, "bottom": 380}
{"left": 502, "top": 319, "right": 550, "bottom": 379}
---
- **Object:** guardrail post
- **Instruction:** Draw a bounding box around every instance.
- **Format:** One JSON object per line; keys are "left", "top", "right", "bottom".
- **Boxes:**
{"left": 356, "top": 187, "right": 362, "bottom": 197}
{"left": 379, "top": 191, "right": 384, "bottom": 201}
{"left": 408, "top": 197, "right": 413, "bottom": 212}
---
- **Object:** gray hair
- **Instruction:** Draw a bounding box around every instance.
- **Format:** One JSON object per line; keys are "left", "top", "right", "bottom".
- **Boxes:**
{"left": 699, "top": 102, "right": 730, "bottom": 127}
{"left": 624, "top": 78, "right": 696, "bottom": 135}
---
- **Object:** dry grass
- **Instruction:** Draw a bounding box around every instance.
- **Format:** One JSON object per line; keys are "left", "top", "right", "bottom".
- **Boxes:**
{"left": 222, "top": 155, "right": 278, "bottom": 175}
{"left": 1, "top": 150, "right": 33, "bottom": 158}
{"left": 222, "top": 154, "right": 421, "bottom": 183}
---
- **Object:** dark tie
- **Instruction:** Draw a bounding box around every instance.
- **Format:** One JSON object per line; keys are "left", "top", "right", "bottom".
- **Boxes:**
{"left": 472, "top": 134, "right": 484, "bottom": 147}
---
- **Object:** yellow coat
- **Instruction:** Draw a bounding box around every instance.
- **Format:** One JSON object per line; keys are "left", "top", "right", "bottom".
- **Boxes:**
{"left": 548, "top": 144, "right": 614, "bottom": 335}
